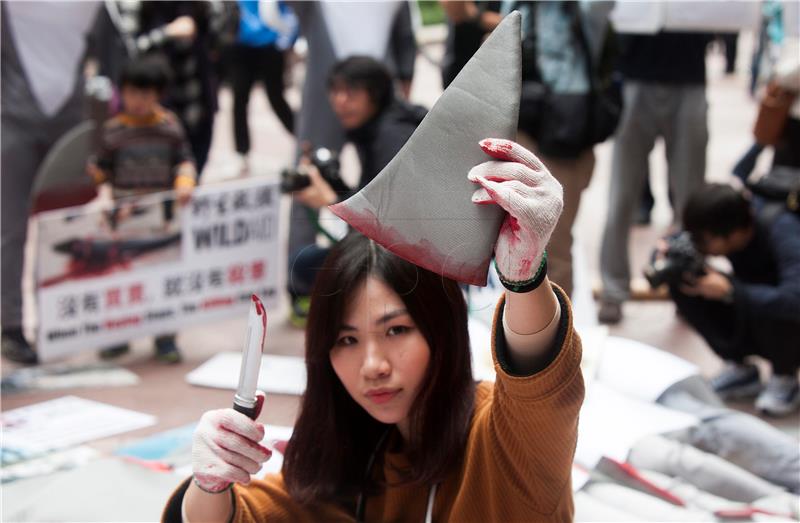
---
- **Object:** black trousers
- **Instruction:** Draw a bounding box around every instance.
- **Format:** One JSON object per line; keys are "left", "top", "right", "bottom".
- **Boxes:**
{"left": 669, "top": 284, "right": 800, "bottom": 376}
{"left": 230, "top": 44, "right": 294, "bottom": 153}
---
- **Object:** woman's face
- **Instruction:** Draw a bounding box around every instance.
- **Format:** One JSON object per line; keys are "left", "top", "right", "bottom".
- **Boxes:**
{"left": 329, "top": 277, "right": 430, "bottom": 437}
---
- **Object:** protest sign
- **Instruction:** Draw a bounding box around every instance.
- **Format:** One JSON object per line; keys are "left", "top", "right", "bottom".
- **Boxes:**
{"left": 611, "top": 1, "right": 760, "bottom": 34}
{"left": 35, "top": 177, "right": 280, "bottom": 362}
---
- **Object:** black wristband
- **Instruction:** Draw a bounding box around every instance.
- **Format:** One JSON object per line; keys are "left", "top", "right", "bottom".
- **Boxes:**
{"left": 495, "top": 251, "right": 548, "bottom": 294}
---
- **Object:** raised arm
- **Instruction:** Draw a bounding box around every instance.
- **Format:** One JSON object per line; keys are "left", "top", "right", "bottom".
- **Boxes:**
{"left": 468, "top": 138, "right": 563, "bottom": 374}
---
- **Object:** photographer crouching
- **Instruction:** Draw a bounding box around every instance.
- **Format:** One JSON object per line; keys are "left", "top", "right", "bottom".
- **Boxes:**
{"left": 661, "top": 184, "right": 800, "bottom": 416}
{"left": 286, "top": 56, "right": 426, "bottom": 326}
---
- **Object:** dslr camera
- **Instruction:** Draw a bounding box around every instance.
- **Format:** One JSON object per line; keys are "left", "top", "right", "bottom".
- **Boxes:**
{"left": 644, "top": 232, "right": 706, "bottom": 288}
{"left": 280, "top": 147, "right": 342, "bottom": 193}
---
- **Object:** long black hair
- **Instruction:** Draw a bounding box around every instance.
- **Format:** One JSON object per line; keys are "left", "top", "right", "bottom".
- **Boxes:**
{"left": 283, "top": 233, "right": 475, "bottom": 507}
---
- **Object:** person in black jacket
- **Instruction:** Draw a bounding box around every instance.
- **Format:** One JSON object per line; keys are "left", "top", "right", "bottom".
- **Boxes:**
{"left": 287, "top": 56, "right": 426, "bottom": 325}
{"left": 668, "top": 184, "right": 800, "bottom": 417}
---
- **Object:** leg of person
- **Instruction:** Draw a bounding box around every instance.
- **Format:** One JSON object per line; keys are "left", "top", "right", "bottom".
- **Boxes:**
{"left": 188, "top": 118, "right": 214, "bottom": 178}
{"left": 154, "top": 333, "right": 182, "bottom": 364}
{"left": 668, "top": 284, "right": 761, "bottom": 399}
{"left": 753, "top": 315, "right": 800, "bottom": 416}
{"left": 663, "top": 84, "right": 708, "bottom": 226}
{"left": 260, "top": 45, "right": 295, "bottom": 135}
{"left": 723, "top": 32, "right": 738, "bottom": 74}
{"left": 636, "top": 173, "right": 655, "bottom": 225}
{"left": 1, "top": 116, "right": 45, "bottom": 364}
{"left": 286, "top": 199, "right": 323, "bottom": 325}
{"left": 599, "top": 81, "right": 659, "bottom": 322}
{"left": 231, "top": 44, "right": 257, "bottom": 158}
{"left": 731, "top": 143, "right": 765, "bottom": 182}
{"left": 287, "top": 244, "right": 330, "bottom": 328}
{"left": 517, "top": 131, "right": 593, "bottom": 298}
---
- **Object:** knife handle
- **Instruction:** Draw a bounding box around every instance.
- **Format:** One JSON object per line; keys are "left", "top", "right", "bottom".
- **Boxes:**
{"left": 233, "top": 402, "right": 258, "bottom": 420}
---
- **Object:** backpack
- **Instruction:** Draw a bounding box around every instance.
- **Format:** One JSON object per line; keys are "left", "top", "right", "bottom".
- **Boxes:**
{"left": 515, "top": 1, "right": 621, "bottom": 158}
{"left": 748, "top": 165, "right": 800, "bottom": 217}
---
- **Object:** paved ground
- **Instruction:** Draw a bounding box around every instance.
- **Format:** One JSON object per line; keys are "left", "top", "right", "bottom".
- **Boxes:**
{"left": 3, "top": 29, "right": 797, "bottom": 488}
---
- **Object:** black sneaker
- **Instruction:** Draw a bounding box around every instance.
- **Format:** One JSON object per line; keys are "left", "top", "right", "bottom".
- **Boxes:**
{"left": 99, "top": 344, "right": 130, "bottom": 360}
{"left": 1, "top": 333, "right": 38, "bottom": 364}
{"left": 154, "top": 335, "right": 182, "bottom": 364}
{"left": 710, "top": 362, "right": 762, "bottom": 400}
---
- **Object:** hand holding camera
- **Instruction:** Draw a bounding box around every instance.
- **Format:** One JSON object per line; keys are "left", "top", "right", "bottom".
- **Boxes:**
{"left": 680, "top": 269, "right": 734, "bottom": 302}
{"left": 293, "top": 164, "right": 338, "bottom": 209}
{"left": 644, "top": 232, "right": 706, "bottom": 289}
{"left": 281, "top": 147, "right": 348, "bottom": 209}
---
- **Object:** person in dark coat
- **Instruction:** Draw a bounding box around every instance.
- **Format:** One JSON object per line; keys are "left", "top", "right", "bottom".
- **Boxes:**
{"left": 668, "top": 184, "right": 800, "bottom": 417}
{"left": 288, "top": 56, "right": 426, "bottom": 325}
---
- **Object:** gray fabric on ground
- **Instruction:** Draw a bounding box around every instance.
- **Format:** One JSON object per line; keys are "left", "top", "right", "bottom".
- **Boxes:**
{"left": 600, "top": 81, "right": 708, "bottom": 303}
{"left": 659, "top": 376, "right": 800, "bottom": 493}
{"left": 628, "top": 434, "right": 784, "bottom": 503}
{"left": 637, "top": 469, "right": 797, "bottom": 521}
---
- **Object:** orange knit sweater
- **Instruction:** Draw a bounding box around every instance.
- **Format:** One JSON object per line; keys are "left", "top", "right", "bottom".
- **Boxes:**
{"left": 167, "top": 289, "right": 584, "bottom": 522}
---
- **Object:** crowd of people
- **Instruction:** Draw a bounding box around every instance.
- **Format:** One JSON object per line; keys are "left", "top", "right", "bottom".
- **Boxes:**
{"left": 1, "top": 1, "right": 799, "bottom": 520}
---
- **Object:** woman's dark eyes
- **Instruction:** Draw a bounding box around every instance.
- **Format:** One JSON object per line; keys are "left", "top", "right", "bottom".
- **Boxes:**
{"left": 387, "top": 325, "right": 412, "bottom": 336}
{"left": 335, "top": 326, "right": 413, "bottom": 346}
{"left": 335, "top": 336, "right": 357, "bottom": 347}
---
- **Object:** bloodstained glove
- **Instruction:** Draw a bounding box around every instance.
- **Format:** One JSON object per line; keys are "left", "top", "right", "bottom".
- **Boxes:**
{"left": 191, "top": 392, "right": 272, "bottom": 493}
{"left": 468, "top": 139, "right": 563, "bottom": 290}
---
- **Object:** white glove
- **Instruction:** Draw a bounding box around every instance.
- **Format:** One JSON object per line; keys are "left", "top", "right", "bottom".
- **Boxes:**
{"left": 468, "top": 138, "right": 563, "bottom": 284}
{"left": 191, "top": 393, "right": 272, "bottom": 493}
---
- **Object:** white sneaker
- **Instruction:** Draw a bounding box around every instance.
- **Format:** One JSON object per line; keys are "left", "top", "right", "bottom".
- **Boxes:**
{"left": 755, "top": 375, "right": 800, "bottom": 417}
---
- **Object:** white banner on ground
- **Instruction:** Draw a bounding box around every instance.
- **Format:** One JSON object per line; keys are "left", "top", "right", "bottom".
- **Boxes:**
{"left": 611, "top": 1, "right": 760, "bottom": 34}
{"left": 1, "top": 396, "right": 156, "bottom": 456}
{"left": 35, "top": 177, "right": 281, "bottom": 362}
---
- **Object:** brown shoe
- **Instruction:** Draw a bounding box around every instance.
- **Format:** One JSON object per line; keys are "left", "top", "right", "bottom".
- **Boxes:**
{"left": 597, "top": 300, "right": 623, "bottom": 324}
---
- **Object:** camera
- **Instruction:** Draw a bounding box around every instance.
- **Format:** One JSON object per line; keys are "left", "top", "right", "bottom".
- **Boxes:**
{"left": 280, "top": 147, "right": 342, "bottom": 193}
{"left": 644, "top": 232, "right": 706, "bottom": 288}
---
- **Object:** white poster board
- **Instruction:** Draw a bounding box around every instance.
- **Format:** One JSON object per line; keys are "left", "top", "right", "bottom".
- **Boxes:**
{"left": 575, "top": 383, "right": 699, "bottom": 469}
{"left": 595, "top": 336, "right": 699, "bottom": 402}
{"left": 185, "top": 352, "right": 307, "bottom": 396}
{"left": 1, "top": 396, "right": 156, "bottom": 457}
{"left": 35, "top": 178, "right": 281, "bottom": 362}
{"left": 612, "top": 0, "right": 760, "bottom": 34}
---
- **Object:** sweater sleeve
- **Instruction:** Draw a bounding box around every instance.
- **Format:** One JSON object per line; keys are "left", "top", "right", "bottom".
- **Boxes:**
{"left": 161, "top": 473, "right": 352, "bottom": 523}
{"left": 478, "top": 284, "right": 584, "bottom": 517}
{"left": 732, "top": 212, "right": 800, "bottom": 322}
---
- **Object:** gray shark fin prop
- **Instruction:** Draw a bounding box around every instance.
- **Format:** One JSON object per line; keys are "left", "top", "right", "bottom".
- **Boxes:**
{"left": 329, "top": 11, "right": 521, "bottom": 286}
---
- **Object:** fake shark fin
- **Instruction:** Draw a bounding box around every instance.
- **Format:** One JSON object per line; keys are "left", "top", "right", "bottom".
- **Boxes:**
{"left": 329, "top": 11, "right": 521, "bottom": 286}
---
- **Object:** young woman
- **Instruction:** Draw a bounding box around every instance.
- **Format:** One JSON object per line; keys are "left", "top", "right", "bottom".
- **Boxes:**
{"left": 165, "top": 139, "right": 584, "bottom": 522}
